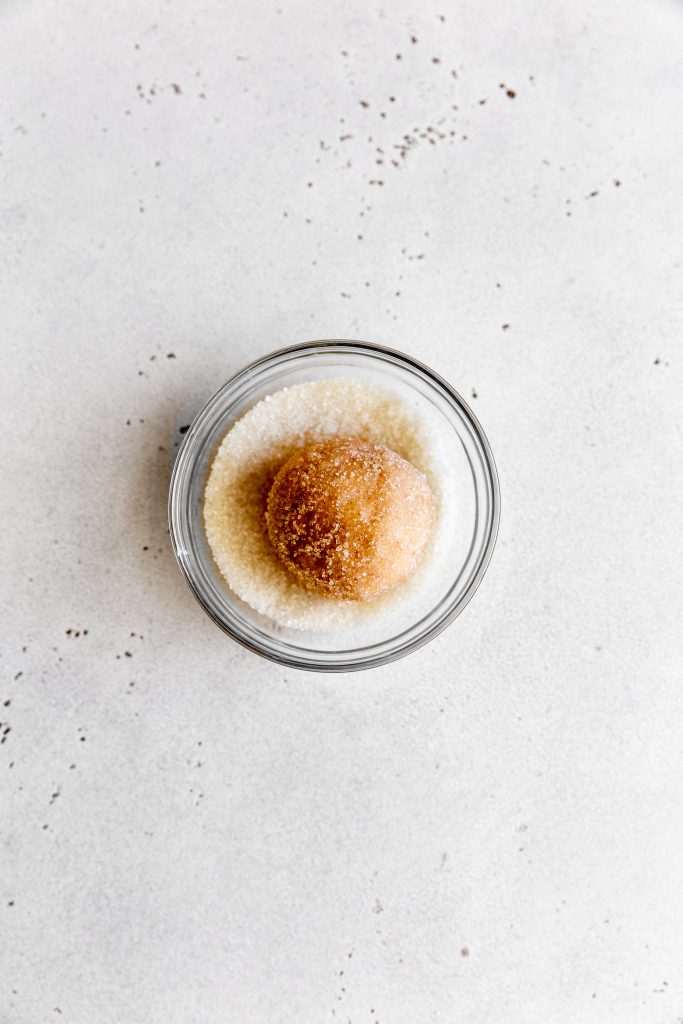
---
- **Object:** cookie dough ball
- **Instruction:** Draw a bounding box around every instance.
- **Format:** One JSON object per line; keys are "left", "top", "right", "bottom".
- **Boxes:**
{"left": 266, "top": 437, "right": 436, "bottom": 601}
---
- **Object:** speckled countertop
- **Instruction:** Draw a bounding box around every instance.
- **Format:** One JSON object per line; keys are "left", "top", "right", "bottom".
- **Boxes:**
{"left": 2, "top": 1, "right": 683, "bottom": 1021}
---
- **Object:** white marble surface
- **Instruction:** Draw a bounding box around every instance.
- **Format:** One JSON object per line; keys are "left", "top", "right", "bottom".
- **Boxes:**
{"left": 2, "top": 0, "right": 683, "bottom": 1020}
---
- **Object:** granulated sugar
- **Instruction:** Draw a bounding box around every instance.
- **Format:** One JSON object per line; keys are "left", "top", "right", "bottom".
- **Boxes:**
{"left": 203, "top": 378, "right": 445, "bottom": 631}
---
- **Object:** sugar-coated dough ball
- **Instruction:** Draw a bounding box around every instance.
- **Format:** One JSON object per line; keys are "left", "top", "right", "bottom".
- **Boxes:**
{"left": 266, "top": 437, "right": 436, "bottom": 601}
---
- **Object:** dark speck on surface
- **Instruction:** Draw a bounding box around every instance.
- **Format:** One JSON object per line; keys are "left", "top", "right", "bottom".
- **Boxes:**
{"left": 502, "top": 323, "right": 510, "bottom": 330}
{"left": 167, "top": 352, "right": 176, "bottom": 359}
{"left": 179, "top": 424, "right": 190, "bottom": 434}
{"left": 471, "top": 388, "right": 478, "bottom": 399}
{"left": 461, "top": 946, "right": 470, "bottom": 957}
{"left": 506, "top": 88, "right": 516, "bottom": 98}
{"left": 170, "top": 83, "right": 182, "bottom": 94}
{"left": 359, "top": 100, "right": 369, "bottom": 108}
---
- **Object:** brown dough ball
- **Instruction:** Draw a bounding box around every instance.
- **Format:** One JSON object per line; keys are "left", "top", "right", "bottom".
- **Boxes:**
{"left": 266, "top": 437, "right": 436, "bottom": 601}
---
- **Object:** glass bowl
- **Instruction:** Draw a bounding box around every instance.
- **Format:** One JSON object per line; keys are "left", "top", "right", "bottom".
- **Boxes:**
{"left": 168, "top": 340, "right": 500, "bottom": 671}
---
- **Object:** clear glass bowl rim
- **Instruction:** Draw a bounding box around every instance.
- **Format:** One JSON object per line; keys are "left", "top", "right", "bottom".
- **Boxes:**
{"left": 168, "top": 339, "right": 501, "bottom": 672}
